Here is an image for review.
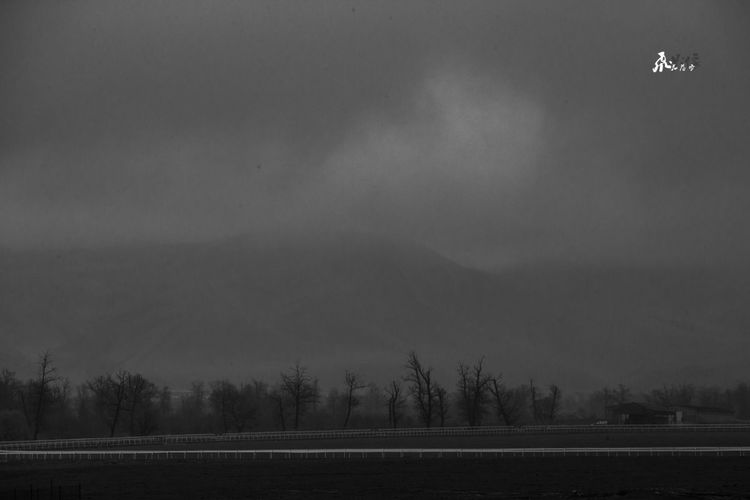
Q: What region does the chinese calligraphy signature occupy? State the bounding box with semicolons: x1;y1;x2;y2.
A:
653;51;700;73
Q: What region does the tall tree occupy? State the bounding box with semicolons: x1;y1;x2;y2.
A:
342;370;366;428
529;379;541;423
0;369;21;410
20;352;61;440
175;380;214;434
547;384;561;423
88;371;129;437
209;380;256;433
0;369;27;440
592;384;630;419
280;362;318;430
126;373;159;436
456;358;492;427
268;387;288;431
647;384;695;407
489;377;527;426
180;381;207;419
435;384;448;427
404;351;439;427
385;380;406;429
614;384;631;404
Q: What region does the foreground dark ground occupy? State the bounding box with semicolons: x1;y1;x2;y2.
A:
2;456;750;499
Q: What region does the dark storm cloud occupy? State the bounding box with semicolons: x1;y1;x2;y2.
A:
1;1;749;266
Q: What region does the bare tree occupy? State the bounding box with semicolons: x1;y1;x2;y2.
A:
614;384;631;404
547;384;561;423
384;380;406;428
209;380;236;433
592;384;630;419
158;386;172;416
20;352;61;440
280;362;318;430
528;382;561;424
404;351;439;427
232;384;258;432
183;381;206;415
456;358;492;426
0;369;21;411
589;386;612;420
647;384;695;407
696;385;729;408
268;387;288;431
88;371;129;437
342;370;366;428
529;378;540;423
489;376;526;426
126;373;158;435
173;381;210;433
435;384;448;427
208;380;256;433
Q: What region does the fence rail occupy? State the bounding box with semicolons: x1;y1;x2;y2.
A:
2;447;750;462
3;424;750;451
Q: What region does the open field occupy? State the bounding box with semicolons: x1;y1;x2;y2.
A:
4;428;750;498
2;456;750;499
5;425;750;451
110;431;750;451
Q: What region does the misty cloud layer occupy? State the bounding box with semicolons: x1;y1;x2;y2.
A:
2;1;749;268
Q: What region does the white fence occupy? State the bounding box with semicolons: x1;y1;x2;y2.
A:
2;447;750;462
2;424;750;451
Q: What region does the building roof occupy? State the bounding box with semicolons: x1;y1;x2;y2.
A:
606;402;674;415
670;405;734;414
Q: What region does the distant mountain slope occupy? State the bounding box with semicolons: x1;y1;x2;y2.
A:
1;233;748;392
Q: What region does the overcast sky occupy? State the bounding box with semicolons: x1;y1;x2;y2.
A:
1;1;749;268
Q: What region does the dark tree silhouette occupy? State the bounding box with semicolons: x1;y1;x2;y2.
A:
647;384;695;407
527;381;561;424
456;358;492;426
0;369;21;410
268;388;288;431
183;381;206;415
614;384;631;404
88;371;129;437
489;376;526;426
342;370;366;428
0;369;26;439
547;384;561;423
20;352;60;440
209;380;257;433
529;378;541;423
435;384;448;427
126;373;158;435
209;380;237;434
280;362;318;430
385;380;405;428
404;351;439;427
592;384;631;419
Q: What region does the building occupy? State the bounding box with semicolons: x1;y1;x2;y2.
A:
605;402;677;425
671;405;735;424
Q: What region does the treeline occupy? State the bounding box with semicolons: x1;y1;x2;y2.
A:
2;351;750;441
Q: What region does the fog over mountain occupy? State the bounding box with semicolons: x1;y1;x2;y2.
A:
1;2;749;395
2;231;748;392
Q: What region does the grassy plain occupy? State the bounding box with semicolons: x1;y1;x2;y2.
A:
3;432;750;499
100;430;750;451
2;456;750;499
